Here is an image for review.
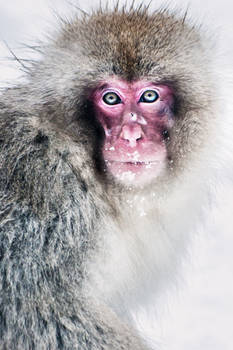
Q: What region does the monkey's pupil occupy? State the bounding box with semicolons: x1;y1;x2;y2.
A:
140;90;159;103
103;92;121;105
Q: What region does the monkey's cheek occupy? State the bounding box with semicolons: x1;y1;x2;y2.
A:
105;160;166;186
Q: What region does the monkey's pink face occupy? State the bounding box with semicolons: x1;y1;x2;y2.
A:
92;78;174;186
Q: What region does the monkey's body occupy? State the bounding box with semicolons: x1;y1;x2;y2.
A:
0;104;149;349
0;5;218;350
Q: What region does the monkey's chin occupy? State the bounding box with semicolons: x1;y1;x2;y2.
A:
105;160;165;187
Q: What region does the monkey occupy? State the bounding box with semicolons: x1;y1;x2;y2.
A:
0;3;221;350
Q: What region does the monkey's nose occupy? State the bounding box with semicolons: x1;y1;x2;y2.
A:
120;124;142;147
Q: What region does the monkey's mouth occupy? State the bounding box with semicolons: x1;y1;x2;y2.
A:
104;159;165;185
105;160;159;168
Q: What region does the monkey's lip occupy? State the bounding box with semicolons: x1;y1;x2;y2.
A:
104;159;165;184
104;160;161;172
105;160;159;166
105;159;160;166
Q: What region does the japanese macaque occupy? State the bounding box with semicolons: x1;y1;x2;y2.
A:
0;4;220;350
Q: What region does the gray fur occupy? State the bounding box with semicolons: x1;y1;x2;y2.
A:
0;5;218;350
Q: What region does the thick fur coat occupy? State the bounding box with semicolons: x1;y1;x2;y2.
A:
0;5;221;349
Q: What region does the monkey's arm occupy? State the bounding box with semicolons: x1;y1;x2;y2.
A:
0;110;148;349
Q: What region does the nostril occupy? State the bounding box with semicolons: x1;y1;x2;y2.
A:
121;124;142;141
120;124;143;148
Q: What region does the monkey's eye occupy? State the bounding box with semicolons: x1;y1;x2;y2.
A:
103;92;121;105
139;90;159;103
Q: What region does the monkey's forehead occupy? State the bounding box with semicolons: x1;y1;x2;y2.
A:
55;8;208;82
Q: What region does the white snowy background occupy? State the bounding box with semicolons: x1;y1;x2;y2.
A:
0;1;232;349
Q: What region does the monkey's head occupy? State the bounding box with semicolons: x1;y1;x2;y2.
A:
33;6;216;189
